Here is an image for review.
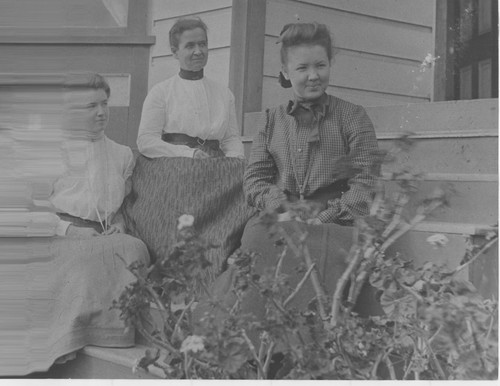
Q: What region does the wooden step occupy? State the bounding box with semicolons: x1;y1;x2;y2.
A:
41;345;163;379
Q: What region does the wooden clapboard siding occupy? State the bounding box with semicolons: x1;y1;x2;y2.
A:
263;36;432;99
260;0;436;109
261;80;427;114
148;0;233;90
302;0;435;27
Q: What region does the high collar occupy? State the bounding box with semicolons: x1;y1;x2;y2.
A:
179;68;204;80
286;93;328;143
286;93;328;117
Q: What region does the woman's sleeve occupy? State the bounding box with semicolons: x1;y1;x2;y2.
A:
220;91;245;159
243;110;287;211
123;148;135;197
317;105;378;225
137;85;196;158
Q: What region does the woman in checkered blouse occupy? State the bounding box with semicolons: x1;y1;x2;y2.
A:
244;22;379;225
199;23;382;350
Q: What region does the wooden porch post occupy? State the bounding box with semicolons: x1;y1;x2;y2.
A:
434;0;457;101
229;0;267;134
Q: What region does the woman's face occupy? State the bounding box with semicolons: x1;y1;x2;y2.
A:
174;27;209;72
282;44;331;101
66;88;109;136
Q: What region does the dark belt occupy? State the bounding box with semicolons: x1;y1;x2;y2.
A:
162;132;220;151
57;212;106;233
284;179;350;209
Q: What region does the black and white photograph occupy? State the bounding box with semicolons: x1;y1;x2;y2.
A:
0;0;498;382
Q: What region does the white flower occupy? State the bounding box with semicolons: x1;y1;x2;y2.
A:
132;358;140;374
180;335;205;353
421;53;439;69
426;233;449;248
177;214;194;230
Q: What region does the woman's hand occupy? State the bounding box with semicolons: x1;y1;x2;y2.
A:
66;225;100;237
102;223;125;235
193;149;211;159
306;218;322;225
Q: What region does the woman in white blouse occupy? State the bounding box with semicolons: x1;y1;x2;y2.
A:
137;17;244;159
51;73;134;237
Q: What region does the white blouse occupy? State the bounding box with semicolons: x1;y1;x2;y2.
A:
137;75;244;158
50;136;134;233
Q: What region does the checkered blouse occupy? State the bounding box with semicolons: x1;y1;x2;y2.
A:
243;94;379;225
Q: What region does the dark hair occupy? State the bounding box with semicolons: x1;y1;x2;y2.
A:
169;17;208;53
278;22;334;66
64;72;110;98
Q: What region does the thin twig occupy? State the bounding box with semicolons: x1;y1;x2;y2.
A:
400;282;424;302
240;329;265;379
249;281;288;315
135;319;179;355
384;354;396;380
116;253;170;340
381;193;409;239
275;245;288;279
452;236;498;275
283;263;315;307
379;199;442;253
301;244;327;319
424;337;446;379
262;341;276;377
329;247;362;327
172;298;195;341
429;325;443;343
278;226;327;319
371;352;384;379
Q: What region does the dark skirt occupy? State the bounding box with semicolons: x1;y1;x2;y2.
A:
194;215;383;338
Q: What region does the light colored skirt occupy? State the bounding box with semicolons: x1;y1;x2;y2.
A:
0;233;150;376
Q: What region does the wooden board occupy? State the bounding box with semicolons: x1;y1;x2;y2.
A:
266;0;434;61
262;37;433;99
299;0;435;27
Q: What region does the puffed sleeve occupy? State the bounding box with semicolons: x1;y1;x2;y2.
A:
137;83;196;158
317;104;378;225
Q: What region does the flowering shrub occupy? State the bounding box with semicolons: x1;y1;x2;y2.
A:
113;136;498;379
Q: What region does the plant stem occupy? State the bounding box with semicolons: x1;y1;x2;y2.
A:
371;352;384;379
135;319;179;355
275;245;287;279
379;195;444;254
241;329;265;379
283;263;315;307
452;236;498;275
381;193;408;239
115;253;171;341
424;337;446;379
262;342;276;377
384;354;396;380
329;247;362;327
278;226;327;319
172;298;195;341
400;282;424;302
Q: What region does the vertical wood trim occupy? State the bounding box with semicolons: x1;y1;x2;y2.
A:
434;0;456;101
229;0;266;133
127;0;148;36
